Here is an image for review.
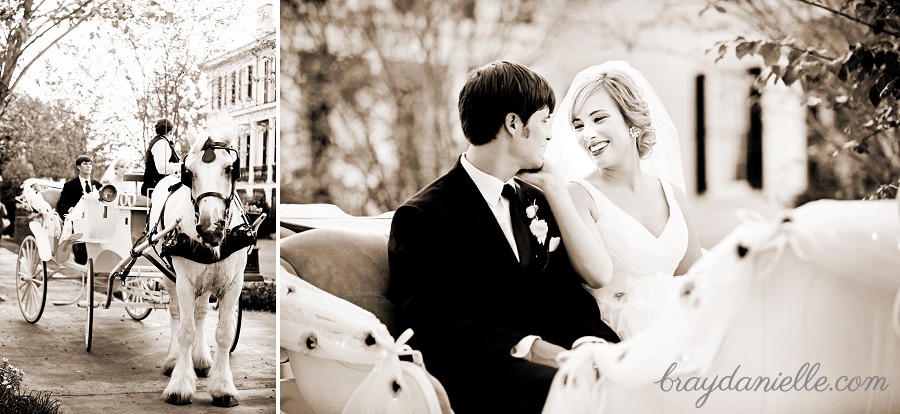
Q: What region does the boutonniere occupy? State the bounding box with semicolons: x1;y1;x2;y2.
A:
524;201;560;252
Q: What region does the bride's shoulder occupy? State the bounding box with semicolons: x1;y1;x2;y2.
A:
659;178;691;211
566;179;601;210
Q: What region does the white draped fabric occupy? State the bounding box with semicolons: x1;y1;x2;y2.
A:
543;199;900;413
280;273;446;414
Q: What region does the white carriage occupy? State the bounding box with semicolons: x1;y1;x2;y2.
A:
280;200;900;413
13;177;265;353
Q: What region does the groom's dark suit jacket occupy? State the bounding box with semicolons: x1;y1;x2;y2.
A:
57;177;101;218
388;158;619;413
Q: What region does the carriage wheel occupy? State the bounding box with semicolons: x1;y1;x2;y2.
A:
230;298;243;353
123;277;153;321
85;258;94;352
15;236;48;324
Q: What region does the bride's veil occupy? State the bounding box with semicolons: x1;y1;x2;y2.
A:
100;160;119;184
546;61;686;192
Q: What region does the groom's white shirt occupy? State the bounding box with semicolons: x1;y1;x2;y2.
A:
460;153;540;360
460;153;520;260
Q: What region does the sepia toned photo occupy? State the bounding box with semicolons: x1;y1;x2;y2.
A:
279;0;899;413
0;1;277;412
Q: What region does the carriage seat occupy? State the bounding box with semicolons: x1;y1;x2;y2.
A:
40;188;62;211
280;228;398;337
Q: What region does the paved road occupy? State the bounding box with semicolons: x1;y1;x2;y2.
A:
0;237;277;414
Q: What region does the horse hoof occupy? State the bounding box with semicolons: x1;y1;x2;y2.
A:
162;367;174;377
195;367;209;378
164;393;192;405
212;395;240;407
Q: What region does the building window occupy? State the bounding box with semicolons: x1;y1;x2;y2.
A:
231;72;238;105
263;59;271;103
741;67;764;189
259;119;269;166
243;132;251;169
695;74;706;195
268;58;276;103
216;76;223;109
247;64;254;100
237;68;243;103
224;75;231;108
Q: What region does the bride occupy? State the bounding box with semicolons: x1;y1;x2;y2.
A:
519;61;703;340
100;158;136;194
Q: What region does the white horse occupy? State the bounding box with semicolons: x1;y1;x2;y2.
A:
149;131;252;407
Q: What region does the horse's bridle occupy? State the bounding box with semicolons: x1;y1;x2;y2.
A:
181;140;241;221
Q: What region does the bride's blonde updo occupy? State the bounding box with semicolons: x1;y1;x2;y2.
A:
570;71;657;159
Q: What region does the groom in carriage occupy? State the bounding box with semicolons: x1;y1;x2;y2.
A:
55;154;102;264
387;60;620;414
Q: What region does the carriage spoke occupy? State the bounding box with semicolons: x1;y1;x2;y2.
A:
21;284;31;309
29;284;38;310
26;283;37;311
20;281;33;307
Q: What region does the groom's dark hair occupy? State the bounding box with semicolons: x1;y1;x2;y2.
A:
458;61;555;145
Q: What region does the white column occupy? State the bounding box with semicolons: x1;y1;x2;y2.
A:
762;84;808;206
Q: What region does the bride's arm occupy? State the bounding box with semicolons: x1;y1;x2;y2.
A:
519;168;613;289
672;185;703;275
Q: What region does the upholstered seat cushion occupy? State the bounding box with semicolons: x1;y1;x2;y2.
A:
280;228;397;337
40;188;62;210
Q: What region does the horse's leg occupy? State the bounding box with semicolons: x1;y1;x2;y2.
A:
162;278;179;377
163;276;199;405
192;291;213;378
208;278;242;407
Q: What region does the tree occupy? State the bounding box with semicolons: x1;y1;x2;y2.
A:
34;0;244;160
282;0;574;214
0;93;92;200
0;0;126;119
707;0;899;202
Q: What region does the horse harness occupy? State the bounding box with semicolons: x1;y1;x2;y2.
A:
151;140;257;272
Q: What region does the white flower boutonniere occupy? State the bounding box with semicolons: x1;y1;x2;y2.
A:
526;201;549;245
525;203;538;219
530;219;548;245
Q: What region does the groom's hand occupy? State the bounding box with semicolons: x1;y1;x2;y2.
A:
526;338;566;369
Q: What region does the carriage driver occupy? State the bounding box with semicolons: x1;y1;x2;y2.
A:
141;119;181;197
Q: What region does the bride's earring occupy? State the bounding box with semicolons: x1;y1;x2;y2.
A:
629;126;640;139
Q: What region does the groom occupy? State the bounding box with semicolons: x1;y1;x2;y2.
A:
388;61;619;413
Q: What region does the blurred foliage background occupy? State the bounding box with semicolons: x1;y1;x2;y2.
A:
282;0;899;216
281;0;575;214
710;0;899;202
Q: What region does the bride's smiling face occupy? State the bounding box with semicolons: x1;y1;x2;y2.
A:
571;89;634;168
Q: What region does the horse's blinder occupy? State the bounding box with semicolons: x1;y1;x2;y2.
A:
180;140;241;217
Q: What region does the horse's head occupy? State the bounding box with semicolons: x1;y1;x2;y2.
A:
182;127;240;249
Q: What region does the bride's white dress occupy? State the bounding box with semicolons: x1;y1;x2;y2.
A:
571;178;687;340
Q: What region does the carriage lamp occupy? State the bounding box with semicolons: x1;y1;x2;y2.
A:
99;184;118;203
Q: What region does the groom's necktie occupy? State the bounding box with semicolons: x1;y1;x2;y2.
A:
502;184;531;269
84;180;92;193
